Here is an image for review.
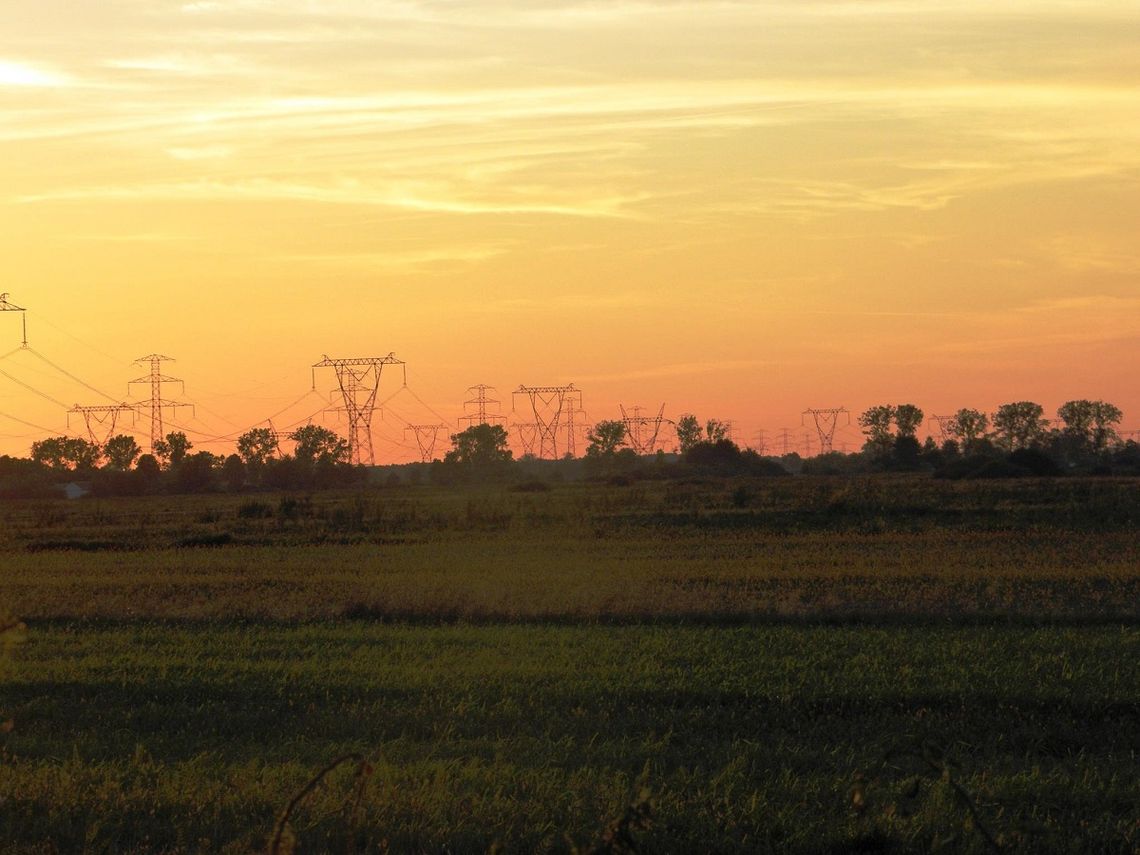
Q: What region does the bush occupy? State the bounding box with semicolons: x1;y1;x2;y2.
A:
1008;447;1062;476
236;500;274;520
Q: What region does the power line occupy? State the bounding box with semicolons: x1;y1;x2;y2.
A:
0;366;68;409
25;347;121;404
0;408;58;434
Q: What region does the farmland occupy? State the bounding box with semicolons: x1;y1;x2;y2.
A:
1;476;1138;852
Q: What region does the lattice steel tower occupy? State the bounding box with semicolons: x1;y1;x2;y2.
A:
405;424;450;463
129;354;193;454
68;403;137;445
312;354;405;466
620;404;670;455
459;384;506;427
801;407;849;455
513;384;581;459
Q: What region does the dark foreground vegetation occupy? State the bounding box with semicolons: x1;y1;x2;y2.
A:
1;477;1138;852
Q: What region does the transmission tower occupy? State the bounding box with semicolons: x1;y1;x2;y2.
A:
67;403;137;445
0;293;27;347
513;422;539;457
405;423;450;463
752;429;768;455
129;354;193;454
801;407;849;454
778;428;792;455
312;353;406;466
513;384;581;459
459;384;506;427
928;414;955;444
802;432;815;457
619;404;670;455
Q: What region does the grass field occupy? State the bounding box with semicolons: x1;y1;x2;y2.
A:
1;476;1138;852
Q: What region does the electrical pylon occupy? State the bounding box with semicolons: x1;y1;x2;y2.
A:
619;404;670;455
928;414;955;444
405;423;450;463
0;293;27;347
801;407;849;454
563;394;590;458
459;384;506;427
67;403;137;445
778;428;792;455
312;354;406;466
513;384;581;459
802;432;815;457
752;429;768;455
129;354;193;454
513;422;539;457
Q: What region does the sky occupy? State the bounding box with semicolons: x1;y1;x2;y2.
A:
1;0;1138;461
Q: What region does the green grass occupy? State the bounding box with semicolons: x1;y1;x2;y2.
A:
1;477;1138;852
4;623;1137;853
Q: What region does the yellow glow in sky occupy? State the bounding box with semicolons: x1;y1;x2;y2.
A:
1;0;1138;460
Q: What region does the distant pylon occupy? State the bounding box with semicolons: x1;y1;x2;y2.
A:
778;428;792;455
128;354;193;454
802;432;815;457
0;293;27;347
801;407;849;454
928;414;955;444
513;422;540;457
619;404;670;455
67;403;137;445
312;353;406;466
405;423;450;463
752;429;768;455
513;384;581;459
564;394;589;458
459;384;506;427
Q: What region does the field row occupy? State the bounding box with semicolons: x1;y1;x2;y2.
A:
3;623;1138;852
3;529;1138;623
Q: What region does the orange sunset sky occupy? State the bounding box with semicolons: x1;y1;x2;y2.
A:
1;0;1138;461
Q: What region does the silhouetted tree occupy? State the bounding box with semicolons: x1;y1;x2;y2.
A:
586;420;627;457
858;406;895;455
153;431;192;468
894;404;924;438
892;435;923;470
992;402;1048;451
175;451;217;493
444;423;512;467
135;453;162;493
237;427;279;467
675;414;702;453
289;425;350;465
30;436;101;473
705;419;731;443
103;434;141;471
1057;399;1121;453
222;454;246;491
948;408;989;453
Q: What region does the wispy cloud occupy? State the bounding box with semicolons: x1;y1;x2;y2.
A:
0;59;70;88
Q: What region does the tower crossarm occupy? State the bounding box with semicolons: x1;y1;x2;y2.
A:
312;353;405;465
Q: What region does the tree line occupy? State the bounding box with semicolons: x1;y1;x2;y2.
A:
0;425;362;497
0;397;1134;497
